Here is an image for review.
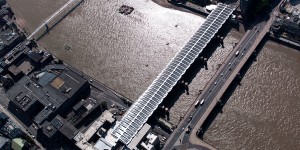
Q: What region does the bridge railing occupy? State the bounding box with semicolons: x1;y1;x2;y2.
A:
27;0;84;40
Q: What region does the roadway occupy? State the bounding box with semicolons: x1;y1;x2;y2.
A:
163;2;281;149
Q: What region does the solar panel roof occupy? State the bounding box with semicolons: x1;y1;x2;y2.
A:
112;3;235;145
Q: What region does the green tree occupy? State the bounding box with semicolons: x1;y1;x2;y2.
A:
253;0;270;16
100;101;108;110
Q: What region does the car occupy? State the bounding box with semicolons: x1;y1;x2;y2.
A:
188;116;192;122
111;103;115;108
200;99;205;105
235;51;240;56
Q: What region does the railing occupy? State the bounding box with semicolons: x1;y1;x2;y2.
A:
27;0;84;40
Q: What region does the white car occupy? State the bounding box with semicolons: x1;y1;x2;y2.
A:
200;99;205;105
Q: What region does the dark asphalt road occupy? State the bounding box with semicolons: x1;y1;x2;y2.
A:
163;11;272;150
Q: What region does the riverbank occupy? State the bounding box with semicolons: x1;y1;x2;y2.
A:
152;0;206;17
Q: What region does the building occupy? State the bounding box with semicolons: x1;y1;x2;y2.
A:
7;66;89;125
282;15;300;37
11;138;30;150
126;123;151;150
0;28;25;57
0;112;23;139
37;115;79;146
3;42;29;67
0;0;7;7
6;66;89;147
272;1;300;37
0;135;10;149
74;110;116;150
140;133;159;150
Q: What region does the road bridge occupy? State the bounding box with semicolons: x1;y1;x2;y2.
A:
111;3;235;145
163;1;282;149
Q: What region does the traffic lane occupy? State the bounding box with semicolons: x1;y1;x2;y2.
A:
165;54;243;149
189;29;261;129
164;104;207;149
182;17;269;147
191;27;264;118
165;25;266;149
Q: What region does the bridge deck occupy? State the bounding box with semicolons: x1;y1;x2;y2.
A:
111;3;235;145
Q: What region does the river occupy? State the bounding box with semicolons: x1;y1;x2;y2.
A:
7;0;300;149
204;41;300;150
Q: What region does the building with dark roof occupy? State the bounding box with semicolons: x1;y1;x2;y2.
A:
50;115;78;140
7;64;23;81
0;3;13;19
0;112;23;139
36;114;79;147
0;112;8;122
0;0;6;7
6;66;89;147
0;28;25;57
0;135;10;150
4;42;29;66
7;66;89;126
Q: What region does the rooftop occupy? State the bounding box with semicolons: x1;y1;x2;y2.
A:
127;123;151;150
74;110;115;150
7;66;88;125
50;115;78;139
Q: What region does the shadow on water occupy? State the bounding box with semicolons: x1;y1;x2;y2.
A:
197;36;268;139
155;22;234;119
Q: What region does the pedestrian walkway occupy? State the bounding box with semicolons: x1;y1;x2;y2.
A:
111;3;235;145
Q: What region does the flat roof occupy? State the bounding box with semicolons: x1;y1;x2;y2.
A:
51;115;78;139
74;110;115;150
7;66;88;125
127;123;151;150
0;28;20;46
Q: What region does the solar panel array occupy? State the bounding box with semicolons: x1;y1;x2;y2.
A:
112;3;235;145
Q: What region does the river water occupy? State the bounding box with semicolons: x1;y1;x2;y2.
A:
203;41;300;150
7;0;300;149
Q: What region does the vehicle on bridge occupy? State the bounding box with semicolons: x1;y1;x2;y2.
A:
235;51;240;56
200;99;205;106
195;100;200;108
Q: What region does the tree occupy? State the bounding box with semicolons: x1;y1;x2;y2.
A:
100;101;108;110
253;0;270;16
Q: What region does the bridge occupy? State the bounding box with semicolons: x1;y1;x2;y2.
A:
163;0;282;149
27;0;83;40
111;3;235;145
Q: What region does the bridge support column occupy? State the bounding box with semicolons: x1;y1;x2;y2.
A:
45;24;49;31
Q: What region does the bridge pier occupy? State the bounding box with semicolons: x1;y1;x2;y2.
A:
45;24;49;31
203;58;208;70
27;0;84;40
